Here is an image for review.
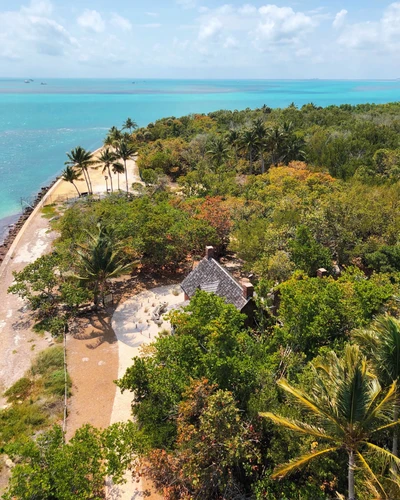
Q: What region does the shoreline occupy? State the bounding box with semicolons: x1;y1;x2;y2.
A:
0;179;59;261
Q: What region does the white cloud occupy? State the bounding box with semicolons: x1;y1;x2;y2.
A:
338;3;400;51
111;14;132;31
77;9;105;33
239;4;257;16
223;36;238;49
0;0;76;59
21;0;53;17
198;17;223;41
333;9;347;29
176;0;197;9
254;5;315;48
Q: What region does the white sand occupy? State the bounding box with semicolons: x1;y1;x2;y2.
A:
107;285;184;499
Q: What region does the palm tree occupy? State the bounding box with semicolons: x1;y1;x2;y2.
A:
112;161;125;191
104;126;123;149
61;166;81;197
75;224;133;308
206;137;230;173
65;147;95;195
266;125;285;166
260;344;400;500
122;118;138;133
281;136;307;164
96;148;119;193
252;118;267;174
353;315;400;458
226;129;240;161
116;140;137;193
239;129;258;174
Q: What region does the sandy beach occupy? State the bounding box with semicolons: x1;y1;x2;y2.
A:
0;154;150;496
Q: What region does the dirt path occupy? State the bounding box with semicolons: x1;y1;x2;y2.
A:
106;285;184;500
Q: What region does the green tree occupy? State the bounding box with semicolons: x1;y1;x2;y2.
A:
116;140;137;193
65;146;95;195
74;224;133;307
240;128;258;174
122;117;138;133
289;225;332;276
4;423;138;500
96;147;119;193
353;315;400;457
206;136;230;173
61;165;81;197
261;345;400;500
252;118;267;174
112;160;125;191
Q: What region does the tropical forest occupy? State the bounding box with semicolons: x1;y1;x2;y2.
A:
4;101;400;500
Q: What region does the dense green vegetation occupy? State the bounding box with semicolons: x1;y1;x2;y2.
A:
6;103;400;498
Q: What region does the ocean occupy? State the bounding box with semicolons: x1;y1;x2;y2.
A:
0;78;400;237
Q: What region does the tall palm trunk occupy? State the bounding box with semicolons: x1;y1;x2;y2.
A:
124;159;128;193
107;166;114;192
393;405;399;457
85;167;93;194
249;148;253;174
260;148;265;174
117;173;120;191
72;181;80;197
348;450;355;500
81;168;91;194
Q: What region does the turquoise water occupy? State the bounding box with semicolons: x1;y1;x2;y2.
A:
1;78;400;223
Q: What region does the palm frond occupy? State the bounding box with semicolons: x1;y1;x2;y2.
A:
271;447;337;479
259;412;335;440
277;379;342;429
363;442;400;469
356;451;387;499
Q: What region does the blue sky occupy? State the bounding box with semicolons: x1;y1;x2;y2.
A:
0;0;399;79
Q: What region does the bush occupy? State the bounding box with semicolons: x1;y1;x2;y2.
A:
4;378;32;403
31;347;64;376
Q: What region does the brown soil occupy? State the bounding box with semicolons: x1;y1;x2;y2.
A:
65;310;119;440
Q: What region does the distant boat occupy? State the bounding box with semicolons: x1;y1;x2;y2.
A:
24;80;30;83
41;82;47;85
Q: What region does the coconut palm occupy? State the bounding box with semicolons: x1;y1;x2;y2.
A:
353;315;400;457
206;136;230;173
65;146;95;195
61;166;81;197
112;161;125;191
226;129;240;161
74;224;134;308
239;128;258;174
116;140;137;193
96;148;119;193
252;118;267;174
104;126;123;148
260;344;400;500
266;125;285;166
122;117;138;133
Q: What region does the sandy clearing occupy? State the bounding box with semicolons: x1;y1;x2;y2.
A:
45;151;143;204
107;285;185;500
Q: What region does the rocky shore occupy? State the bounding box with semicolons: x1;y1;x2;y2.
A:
0;179;58;265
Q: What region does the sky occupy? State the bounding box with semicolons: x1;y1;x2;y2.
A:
0;0;399;79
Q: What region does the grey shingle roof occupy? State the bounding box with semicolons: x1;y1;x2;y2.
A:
181;257;249;310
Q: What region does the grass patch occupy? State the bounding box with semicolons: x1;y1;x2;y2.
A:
0;346;71;452
41;204;58;219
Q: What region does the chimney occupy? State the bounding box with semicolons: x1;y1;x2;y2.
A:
205;246;214;260
317;268;328;278
242;282;254;300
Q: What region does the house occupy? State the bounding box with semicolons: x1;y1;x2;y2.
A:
181;246;255;319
